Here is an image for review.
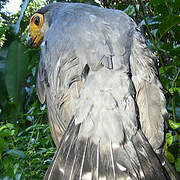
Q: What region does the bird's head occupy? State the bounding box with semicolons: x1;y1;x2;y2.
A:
27;3;57;48
27;13;44;48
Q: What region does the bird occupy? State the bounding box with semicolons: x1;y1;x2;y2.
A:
27;2;178;180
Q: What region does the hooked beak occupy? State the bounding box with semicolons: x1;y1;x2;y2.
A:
27;34;37;48
27;31;43;48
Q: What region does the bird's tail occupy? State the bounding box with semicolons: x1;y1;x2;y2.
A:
43;117;175;180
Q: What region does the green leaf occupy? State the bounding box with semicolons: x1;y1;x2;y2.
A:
14;163;19;175
158;15;180;39
25;124;44;131
0;123;14;132
7;149;26;158
159;65;175;75
35;149;47;155
15;173;22;180
124;5;136;16
0;123;16;137
5;40;28;110
169;87;180;94
169;120;180;130
166;133;173;146
175;158;180;172
0;137;5;153
165;150;175;163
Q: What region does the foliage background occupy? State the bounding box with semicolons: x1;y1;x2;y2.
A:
0;0;179;179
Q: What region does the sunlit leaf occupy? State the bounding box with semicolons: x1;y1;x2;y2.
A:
169;120;180;130
169;87;180;95
0;123;14;131
166;133;173;146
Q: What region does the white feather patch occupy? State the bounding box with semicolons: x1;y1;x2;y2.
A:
112;142;120;149
82;172;92;179
116;162;126;171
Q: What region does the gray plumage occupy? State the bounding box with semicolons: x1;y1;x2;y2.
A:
32;2;177;179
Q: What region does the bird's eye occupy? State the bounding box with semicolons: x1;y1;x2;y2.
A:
34;16;40;26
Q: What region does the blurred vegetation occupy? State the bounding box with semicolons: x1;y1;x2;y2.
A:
0;0;179;179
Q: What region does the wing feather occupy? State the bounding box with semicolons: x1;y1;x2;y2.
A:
130;29;168;152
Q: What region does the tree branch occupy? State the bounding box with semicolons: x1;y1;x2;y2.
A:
14;0;30;35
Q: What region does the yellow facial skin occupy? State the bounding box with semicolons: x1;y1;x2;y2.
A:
28;13;44;48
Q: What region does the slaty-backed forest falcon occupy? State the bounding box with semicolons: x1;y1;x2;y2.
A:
27;2;178;180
